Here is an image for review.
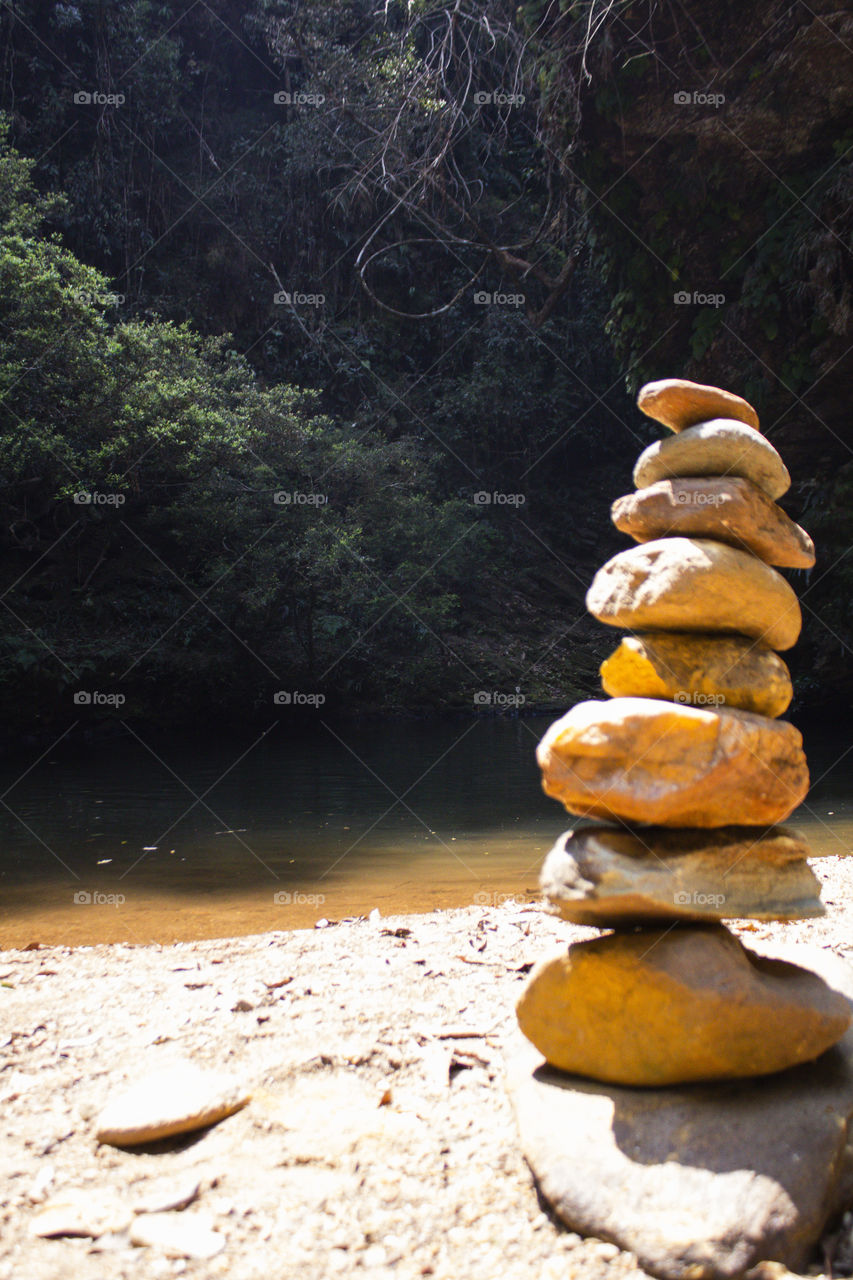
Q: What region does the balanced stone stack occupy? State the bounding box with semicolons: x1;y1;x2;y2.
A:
516;378;852;1087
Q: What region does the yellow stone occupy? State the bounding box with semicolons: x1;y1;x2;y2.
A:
612;476;815;569
536;697;809;827
637;378;760;433
600;632;793;717
586;537;801;651
634;420;790;500
516;926;852;1085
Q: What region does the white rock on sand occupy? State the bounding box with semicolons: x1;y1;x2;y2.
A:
95;1060;250;1146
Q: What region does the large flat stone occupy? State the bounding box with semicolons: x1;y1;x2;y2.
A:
541;823;823;925
507;946;853;1280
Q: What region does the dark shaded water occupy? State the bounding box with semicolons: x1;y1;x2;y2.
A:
0;717;850;945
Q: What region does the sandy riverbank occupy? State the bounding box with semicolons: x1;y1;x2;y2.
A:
2;863;853;1280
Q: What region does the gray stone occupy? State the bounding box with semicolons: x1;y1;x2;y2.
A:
540;824;824;925
507;945;853;1280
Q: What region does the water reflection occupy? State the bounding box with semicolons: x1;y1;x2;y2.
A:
0;716;849;946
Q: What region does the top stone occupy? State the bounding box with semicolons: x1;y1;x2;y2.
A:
638;378;760;433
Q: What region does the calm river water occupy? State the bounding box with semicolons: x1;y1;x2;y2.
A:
0;716;850;946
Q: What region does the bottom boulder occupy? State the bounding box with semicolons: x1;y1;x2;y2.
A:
508;944;853;1280
516;925;851;1085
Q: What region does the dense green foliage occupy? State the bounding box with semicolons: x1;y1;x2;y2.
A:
0;129;507;726
0;0;632;732
0;0;849;732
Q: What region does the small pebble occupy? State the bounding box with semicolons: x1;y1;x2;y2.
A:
130;1211;224;1259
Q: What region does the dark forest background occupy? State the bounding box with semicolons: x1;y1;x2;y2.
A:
1;0;851;737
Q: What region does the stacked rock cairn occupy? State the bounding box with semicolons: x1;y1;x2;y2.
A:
517;377;852;1087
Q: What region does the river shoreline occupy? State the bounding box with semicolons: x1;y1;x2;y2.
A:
3;873;853;1279
1;713;848;953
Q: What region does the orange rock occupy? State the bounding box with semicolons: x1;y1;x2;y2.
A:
516;926;851;1085
612;476;814;569
637;378;760;433
586;537;801;651
536;697;809;827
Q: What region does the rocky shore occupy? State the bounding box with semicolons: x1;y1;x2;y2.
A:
2;875;853;1280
